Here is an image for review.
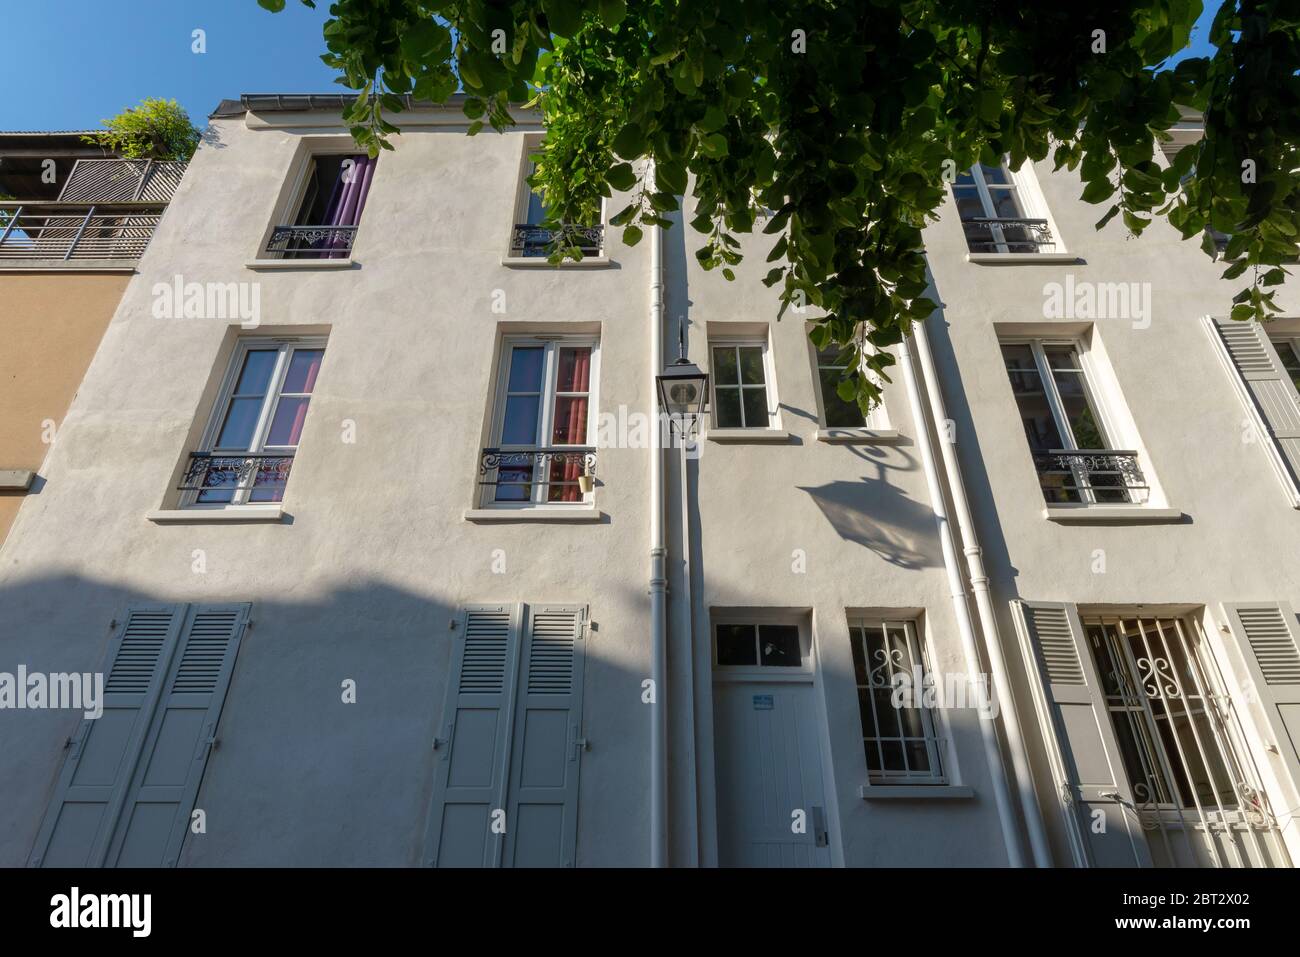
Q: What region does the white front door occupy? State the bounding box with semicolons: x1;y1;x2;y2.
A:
713;681;832;867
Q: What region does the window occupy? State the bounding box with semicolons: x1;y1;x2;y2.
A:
952;162;1055;253
483;337;598;506
1000;339;1146;504
813;344;888;430
1082;615;1244;814
181;339;326;507
715;622;802;667
509;148;604;258
267;153;376;259
711;341;774;429
849;618;945;783
1271;335;1300;392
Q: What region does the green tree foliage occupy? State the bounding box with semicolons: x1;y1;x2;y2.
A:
259;0;1299;412
86;97;202;162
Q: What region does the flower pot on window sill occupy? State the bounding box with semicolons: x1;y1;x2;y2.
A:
578;473;595;495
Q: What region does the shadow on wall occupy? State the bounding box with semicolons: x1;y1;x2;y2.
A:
0;571;645;868
798;445;942;570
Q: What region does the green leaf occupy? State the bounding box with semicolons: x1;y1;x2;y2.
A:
623;224;643;246
1080;177;1116;204
606;162;637;191
699;133;728;158
977;89;1003;124
257;0;286;11
543;0;583;36
598;0;627;28
611;123;645;160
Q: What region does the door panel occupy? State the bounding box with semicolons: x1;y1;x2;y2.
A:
713;682;832;867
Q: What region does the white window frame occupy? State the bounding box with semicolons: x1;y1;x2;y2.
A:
508;138;607;259
483;335;600;509
260;146;373;260
183;337;327;510
1001;336;1137;506
709;337;778;431
711;611;813;680
810;341;889;431
849;617;948;785
954;159;1061;254
1270;335;1300;387
1078;610;1273;839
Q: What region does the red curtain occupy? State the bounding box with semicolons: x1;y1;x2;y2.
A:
552;349;591;502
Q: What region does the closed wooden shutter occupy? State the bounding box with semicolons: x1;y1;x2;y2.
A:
28;605;185;867
423;604;523;867
1221;603;1300;808
104;604;250;867
503;604;587;868
1206;317;1300;504
1011;600;1152;867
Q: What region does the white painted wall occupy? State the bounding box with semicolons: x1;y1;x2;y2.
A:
1;103;1295;867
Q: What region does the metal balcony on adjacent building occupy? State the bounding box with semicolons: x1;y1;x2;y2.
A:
1031;449;1149;505
0;203;167;262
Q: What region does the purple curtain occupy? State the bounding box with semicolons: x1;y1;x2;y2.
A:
323;155;376;258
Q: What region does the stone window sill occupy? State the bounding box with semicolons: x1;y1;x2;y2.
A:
0;469;35;491
244;258;354;270
707;429;792;444
860;784;975;800
464;507;604;523
147;506;285;524
815;428;905;445
1043;506;1184;524
966;252;1080;264
500;256;612;269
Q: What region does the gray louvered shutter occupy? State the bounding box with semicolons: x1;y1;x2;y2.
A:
28;605;185;867
1221;603;1300;806
102;603;249;867
503;604;587;867
424;603;523;867
1011;600;1152;867
1207;317;1300;503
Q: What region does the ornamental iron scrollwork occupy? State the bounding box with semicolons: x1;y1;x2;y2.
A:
179;452;295;491
479;447;596;480
510;223;604;257
1030;449;1149;504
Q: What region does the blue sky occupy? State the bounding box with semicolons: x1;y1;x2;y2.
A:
0;0;1225;133
0;0;339;131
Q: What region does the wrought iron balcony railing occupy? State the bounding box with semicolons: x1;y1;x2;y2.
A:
510;223;604;258
480;447;597;502
1031;449;1149;505
0;203;166;262
178;452;296;498
962;217;1055;254
265;225;358;259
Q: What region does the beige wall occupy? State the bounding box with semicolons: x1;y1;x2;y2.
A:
0;272;128;542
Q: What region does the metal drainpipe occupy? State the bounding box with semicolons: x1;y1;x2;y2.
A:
911;320;1053;867
647;161;670;868
898;333;1028;868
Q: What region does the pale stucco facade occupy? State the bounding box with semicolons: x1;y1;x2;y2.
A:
0;97;1297;868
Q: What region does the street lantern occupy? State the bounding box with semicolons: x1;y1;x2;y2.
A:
656;355;708;420
656;320;709;428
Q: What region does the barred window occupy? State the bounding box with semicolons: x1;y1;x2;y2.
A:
849;618;945;783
